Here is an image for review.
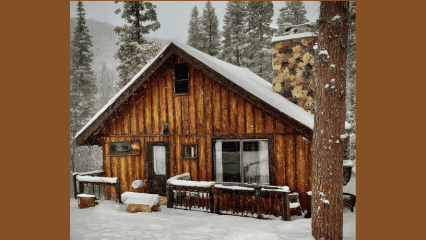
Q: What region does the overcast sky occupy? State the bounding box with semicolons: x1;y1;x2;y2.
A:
70;1;320;43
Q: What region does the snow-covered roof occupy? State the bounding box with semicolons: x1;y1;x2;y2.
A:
271;32;318;44
76;41;350;143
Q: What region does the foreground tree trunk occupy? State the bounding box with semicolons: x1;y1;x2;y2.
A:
311;2;349;240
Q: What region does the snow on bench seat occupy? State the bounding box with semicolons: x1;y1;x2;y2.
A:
76;194;95;198
76;175;118;184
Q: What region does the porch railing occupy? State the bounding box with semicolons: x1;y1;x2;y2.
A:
167;173;291;221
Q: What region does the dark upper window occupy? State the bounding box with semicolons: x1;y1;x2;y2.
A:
174;63;189;94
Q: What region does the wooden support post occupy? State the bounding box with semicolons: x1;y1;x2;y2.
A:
214;189;220;214
116;178;122;203
282;192;291;221
79;181;84;196
209;186;215;213
167;184;173;208
73;174;78;199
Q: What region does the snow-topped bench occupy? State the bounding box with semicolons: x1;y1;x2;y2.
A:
73;172;122;203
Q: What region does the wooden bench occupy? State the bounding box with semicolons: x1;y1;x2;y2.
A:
73;172;122;203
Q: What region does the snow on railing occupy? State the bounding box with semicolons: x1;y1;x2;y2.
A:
72;169;105;176
76;175;118;184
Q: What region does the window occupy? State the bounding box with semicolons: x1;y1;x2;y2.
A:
153;146;166;175
181;144;197;159
174;63;189;94
109;141;141;156
214;140;269;184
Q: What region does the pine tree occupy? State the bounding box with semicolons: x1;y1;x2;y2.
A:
244;1;274;81
311;2;349;239
187;6;202;51
114;1;161;89
219;1;248;66
277;2;309;36
200;1;221;56
95;62;117;111
70;1;98;172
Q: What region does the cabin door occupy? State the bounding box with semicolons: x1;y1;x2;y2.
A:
147;142;170;196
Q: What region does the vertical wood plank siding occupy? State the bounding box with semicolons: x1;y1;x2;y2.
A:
101;56;313;210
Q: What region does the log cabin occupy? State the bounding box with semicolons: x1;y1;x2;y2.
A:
75;40;350;213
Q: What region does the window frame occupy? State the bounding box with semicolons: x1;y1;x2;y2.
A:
212;136;274;185
109;141;141;157
181;143;198;160
172;63;190;96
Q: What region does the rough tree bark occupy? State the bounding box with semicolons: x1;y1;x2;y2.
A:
311;2;349;240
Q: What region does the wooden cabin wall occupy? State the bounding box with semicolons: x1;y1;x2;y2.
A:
100;56;313;212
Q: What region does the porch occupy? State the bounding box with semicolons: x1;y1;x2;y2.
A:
166;173;303;221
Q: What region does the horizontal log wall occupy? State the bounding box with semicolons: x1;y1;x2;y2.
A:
101;55;313;211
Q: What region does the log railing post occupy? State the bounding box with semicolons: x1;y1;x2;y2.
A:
116;178;121;203
73;174;78;199
209;185;214;213
214;187;220;214
167;183;173;208
282;192;290;221
78;180;84;196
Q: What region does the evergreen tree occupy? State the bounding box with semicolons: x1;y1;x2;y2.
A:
244;1;274;81
277;2;309;36
200;1;221;56
70;1;98;171
114;1;161;89
311;2;349;239
95;61;118;111
187;6;202;51
219;1;248;66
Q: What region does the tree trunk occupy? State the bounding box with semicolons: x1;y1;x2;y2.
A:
311;2;349;240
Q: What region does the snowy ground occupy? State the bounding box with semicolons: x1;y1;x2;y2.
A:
70;198;355;240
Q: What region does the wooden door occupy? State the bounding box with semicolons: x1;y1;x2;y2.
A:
147;142;170;196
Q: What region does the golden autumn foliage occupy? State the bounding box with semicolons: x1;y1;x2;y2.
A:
272;37;317;113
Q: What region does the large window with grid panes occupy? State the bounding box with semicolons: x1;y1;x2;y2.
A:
213;139;269;184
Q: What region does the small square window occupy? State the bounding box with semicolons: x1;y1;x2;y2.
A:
181;144;197;159
174;63;189;94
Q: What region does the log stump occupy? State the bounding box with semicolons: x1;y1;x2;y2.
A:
77;194;96;209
